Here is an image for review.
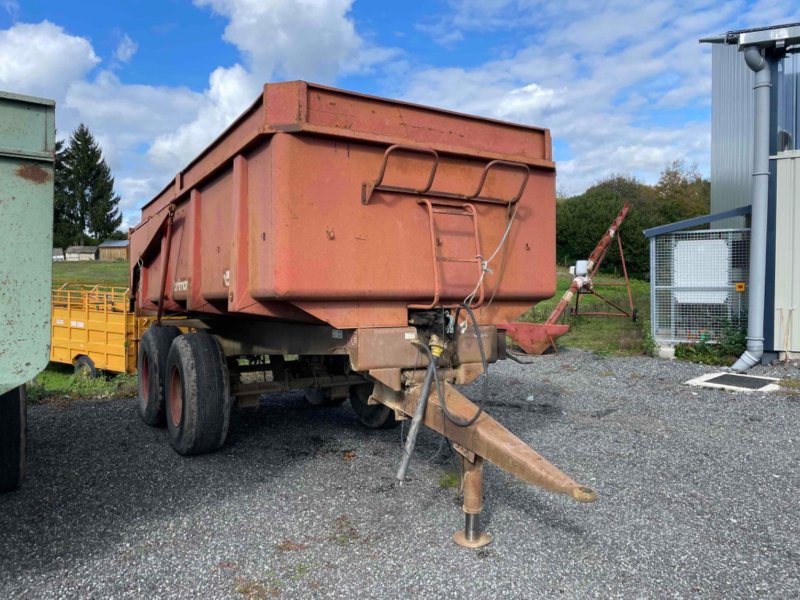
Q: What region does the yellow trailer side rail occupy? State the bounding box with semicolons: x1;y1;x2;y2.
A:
50;285;152;375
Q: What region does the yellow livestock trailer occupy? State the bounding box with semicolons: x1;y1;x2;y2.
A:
50;285;152;376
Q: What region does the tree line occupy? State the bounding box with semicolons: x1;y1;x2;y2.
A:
556;161;711;279
54;124;123;249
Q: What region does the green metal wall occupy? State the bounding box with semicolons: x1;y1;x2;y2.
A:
0;91;55;395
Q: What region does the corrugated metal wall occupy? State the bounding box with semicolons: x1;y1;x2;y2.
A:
710;44;753;228
773;152;800;355
777;51;798;151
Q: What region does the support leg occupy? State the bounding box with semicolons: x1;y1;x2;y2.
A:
453;455;492;548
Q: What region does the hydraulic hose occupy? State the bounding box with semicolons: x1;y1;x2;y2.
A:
396;348;438;482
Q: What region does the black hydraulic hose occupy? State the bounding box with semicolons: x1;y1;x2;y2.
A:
431;302;488;428
396;302;491;482
396;350;438;482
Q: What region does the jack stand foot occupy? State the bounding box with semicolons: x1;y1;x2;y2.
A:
453;529;492;548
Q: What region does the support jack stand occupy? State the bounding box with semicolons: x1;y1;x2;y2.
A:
453;455;492;548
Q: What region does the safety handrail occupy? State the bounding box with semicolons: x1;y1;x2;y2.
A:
362;144;439;205
362;144;532;206
469;160;530;204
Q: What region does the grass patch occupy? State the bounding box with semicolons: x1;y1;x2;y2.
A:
27;363;137;405
518;270;651;356
438;470;460;489
233;577;281;599
274;540;306;552
53;260;129;288
779;379;800;396
331;515;359;546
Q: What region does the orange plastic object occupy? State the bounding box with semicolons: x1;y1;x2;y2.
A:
502;322;570;355
129;82;556;329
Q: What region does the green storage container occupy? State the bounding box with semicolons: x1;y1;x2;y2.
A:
0;90;55;492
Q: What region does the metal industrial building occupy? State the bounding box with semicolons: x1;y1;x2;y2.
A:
701;23;800;362
648;24;799;362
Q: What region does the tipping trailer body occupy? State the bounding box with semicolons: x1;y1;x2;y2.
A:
130;82;595;546
130;81;556;328
0;91;55;491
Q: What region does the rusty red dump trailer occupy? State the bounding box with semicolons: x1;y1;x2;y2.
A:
130;81;595;546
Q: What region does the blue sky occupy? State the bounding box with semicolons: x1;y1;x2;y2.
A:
2;0;799;229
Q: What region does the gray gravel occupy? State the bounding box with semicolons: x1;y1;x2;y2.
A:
2;349;799;599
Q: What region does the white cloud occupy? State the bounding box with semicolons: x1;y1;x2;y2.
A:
496;83;565;121
64;70;204;175
113;34;138;64
408;0;800;194
145;0;399;175
0;20;99;99
195;0;397;81
148;64;258;170
0;7;398;226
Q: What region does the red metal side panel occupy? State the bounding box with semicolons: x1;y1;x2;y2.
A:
302;84;550;163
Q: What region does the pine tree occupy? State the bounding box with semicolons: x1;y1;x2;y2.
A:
59;124;122;245
53;138;81;248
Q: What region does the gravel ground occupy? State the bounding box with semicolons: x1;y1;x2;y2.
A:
1;349;799;599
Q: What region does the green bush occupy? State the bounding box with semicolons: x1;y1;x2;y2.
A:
674;320;746;366
557;162;710;279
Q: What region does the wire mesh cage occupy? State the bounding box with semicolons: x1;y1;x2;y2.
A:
651;229;750;345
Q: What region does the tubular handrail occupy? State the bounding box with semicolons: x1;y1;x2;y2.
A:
362;144;439;205
362;144;532;206
469;160;530;204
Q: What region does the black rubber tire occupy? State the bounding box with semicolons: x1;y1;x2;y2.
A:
349;384;398;429
304;386;348;407
74;355;97;379
0;385;26;492
137;325;180;427
165;332;231;456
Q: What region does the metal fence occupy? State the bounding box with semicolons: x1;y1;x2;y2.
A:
650;229;750;345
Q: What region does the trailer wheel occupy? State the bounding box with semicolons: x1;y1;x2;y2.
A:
304;387;348;407
165;333;231;456
349;384;398;429
0;385;26;492
74;355;97;379
137;325;180;427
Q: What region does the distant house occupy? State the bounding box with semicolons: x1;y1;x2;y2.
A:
65;246;98;261
52;248;64;261
98;239;129;261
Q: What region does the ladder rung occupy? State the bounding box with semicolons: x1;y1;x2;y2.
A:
432;207;475;217
437;257;479;263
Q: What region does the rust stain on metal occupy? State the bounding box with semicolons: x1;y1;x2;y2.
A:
15;164;51;184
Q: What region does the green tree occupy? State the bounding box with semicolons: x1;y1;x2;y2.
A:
53;138;81;248
654;159;710;224
106;229;128;241
58;124;122;245
555;162;712;279
556;174;656;278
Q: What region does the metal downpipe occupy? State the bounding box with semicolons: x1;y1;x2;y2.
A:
733;46;771;372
